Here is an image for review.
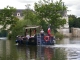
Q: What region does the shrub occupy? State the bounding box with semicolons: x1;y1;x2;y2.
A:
9;20;27;40
55;32;64;40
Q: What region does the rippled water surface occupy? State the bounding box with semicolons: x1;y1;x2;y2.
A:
0;37;80;60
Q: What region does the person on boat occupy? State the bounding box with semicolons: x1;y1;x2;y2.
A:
26;34;30;45
40;29;44;36
47;25;55;42
15;35;23;44
15;35;19;43
26;33;30;40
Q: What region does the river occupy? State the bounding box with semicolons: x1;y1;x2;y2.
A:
0;37;80;60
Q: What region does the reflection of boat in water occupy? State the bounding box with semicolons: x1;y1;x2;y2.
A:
16;25;55;45
37;46;54;60
16;45;54;60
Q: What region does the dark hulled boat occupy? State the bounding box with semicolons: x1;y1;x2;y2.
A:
16;26;55;45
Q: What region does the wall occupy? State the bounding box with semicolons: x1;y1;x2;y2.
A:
71;28;80;37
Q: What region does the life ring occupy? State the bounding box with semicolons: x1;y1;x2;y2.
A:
44;36;50;42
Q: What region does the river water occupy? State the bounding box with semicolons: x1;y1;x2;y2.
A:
0;37;80;60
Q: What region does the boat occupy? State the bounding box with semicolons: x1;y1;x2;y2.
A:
15;25;55;45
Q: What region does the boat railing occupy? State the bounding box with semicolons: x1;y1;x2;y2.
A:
37;33;41;45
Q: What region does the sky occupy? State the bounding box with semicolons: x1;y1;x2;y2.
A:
0;0;80;17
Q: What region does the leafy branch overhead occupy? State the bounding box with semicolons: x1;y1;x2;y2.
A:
34;0;67;29
0;6;19;30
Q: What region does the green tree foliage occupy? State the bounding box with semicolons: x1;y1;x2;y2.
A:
23;4;40;25
68;15;76;28
68;15;80;32
34;0;67;32
0;6;19;30
74;17;80;28
39;20;48;32
9;20;28;40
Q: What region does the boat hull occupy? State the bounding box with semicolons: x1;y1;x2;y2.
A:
16;34;55;45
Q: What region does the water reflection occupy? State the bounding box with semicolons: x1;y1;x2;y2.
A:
16;45;67;60
37;46;54;60
16;45;54;60
0;38;80;60
0;39;73;60
66;48;80;60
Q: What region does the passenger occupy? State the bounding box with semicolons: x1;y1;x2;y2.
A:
23;36;27;40
26;34;30;45
26;34;30;40
16;35;19;40
34;29;36;34
40;29;44;33
18;35;23;44
16;35;19;43
40;29;44;36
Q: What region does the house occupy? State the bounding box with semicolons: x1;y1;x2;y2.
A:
14;9;24;20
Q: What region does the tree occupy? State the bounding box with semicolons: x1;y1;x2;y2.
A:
68;15;76;28
10;20;27;40
34;0;67;32
68;15;80;32
23;4;40;25
0;6;19;30
73;17;80;28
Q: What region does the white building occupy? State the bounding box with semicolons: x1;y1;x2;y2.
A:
57;10;69;36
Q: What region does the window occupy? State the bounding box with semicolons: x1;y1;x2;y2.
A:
17;13;20;16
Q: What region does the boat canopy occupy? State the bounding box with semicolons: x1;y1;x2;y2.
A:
25;26;40;29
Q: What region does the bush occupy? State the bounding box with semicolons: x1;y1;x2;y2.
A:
55;32;64;40
9;20;27;40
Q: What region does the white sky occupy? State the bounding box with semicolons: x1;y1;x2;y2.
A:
0;0;80;17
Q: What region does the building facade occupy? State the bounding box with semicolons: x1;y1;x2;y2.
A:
14;9;24;20
57;10;69;36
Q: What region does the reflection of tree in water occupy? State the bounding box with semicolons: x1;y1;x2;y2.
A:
16;45;27;60
53;48;66;60
17;45;37;60
0;40;18;60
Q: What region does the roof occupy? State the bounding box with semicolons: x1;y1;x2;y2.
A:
25;26;40;29
14;9;24;17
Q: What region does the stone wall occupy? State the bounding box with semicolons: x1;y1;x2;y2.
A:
71;28;80;37
58;27;80;37
57;28;70;37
